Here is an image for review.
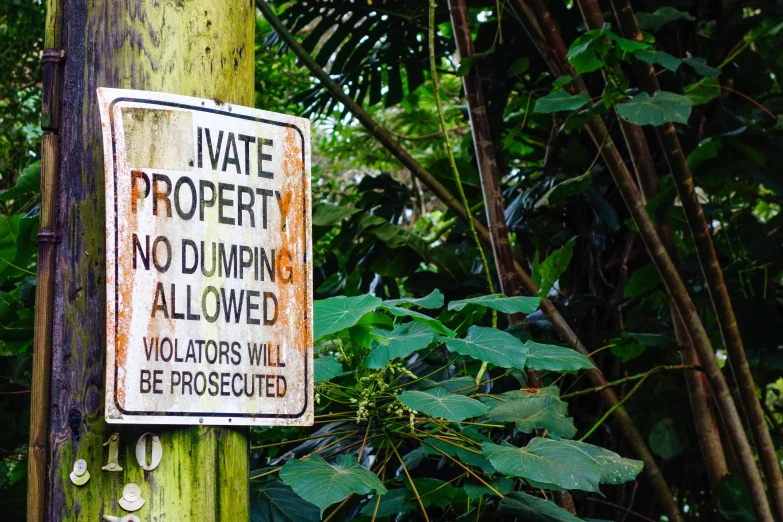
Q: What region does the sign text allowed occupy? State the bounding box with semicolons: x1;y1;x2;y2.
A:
99;88;313;425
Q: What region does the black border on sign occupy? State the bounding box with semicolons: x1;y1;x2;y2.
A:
108;97;309;419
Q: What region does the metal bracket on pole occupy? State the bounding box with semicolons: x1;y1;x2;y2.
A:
41;49;66;133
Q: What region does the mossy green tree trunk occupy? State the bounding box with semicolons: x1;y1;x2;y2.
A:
43;1;253;520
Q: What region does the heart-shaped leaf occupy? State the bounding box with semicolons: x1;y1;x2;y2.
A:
398;387;489;422
314;355;342;382
441;326;528;369
279;454;387;516
559;440;643;485
314;295;381;341
383;289;444;309
482;439;602;492
636;7;694;32
486;391;577;439
535;90;591;114
380;305;456;337
448;294;542;314
524;341;594;372
360;489;415;518
250;479;321;522
500;492;587;522
634;50;682;72
618;91;692;126
365;322;436;368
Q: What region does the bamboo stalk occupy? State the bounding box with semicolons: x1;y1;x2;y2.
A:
570;0;729;494
513;0;769;516
446;0;525;300
608;1;783;514
255;3;677;518
583;114;772;522
28;134;60;522
505;3;686;518
446;0;573;511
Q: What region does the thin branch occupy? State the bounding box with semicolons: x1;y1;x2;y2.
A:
561;364;702;398
586;497;657;522
389;124;470;141
388;433;430;522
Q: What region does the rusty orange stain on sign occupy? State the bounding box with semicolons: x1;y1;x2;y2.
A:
98;88;313;426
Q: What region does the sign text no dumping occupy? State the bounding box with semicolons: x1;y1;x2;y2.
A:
98;88;313;426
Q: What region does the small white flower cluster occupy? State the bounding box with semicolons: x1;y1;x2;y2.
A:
386;399;417;432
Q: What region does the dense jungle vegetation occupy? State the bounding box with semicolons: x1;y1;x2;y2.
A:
2;0;783;520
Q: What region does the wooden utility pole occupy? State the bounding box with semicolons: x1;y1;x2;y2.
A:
30;1;254;521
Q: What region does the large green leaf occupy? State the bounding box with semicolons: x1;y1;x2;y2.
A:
566;28;611;73
379;305;455;337
448;294;542;314
0;216;19;277
403;478;455;508
533;238;576;296
500;492;587;522
463;477;514;499
383;289;444;309
485;391;577;439
398;387;488;422
649;418;686;460
717;474;755;522
535;90;590;114
0;161;40;202
618;91;692;126
279;454;387;516
683;58;720;79
633;50;681;72
559;440;643;485
314;355;342;382
624;263;661;298
420;436;495;474
365;322;436;368
250;479;321;522
685;82;721;105
524;341;594;373
360;489;415;518
311;204;361;227
313;295;381;341
483;439;602;492
535;172;593;208
441;326;528;369
636;7;694;32
456;45;496;76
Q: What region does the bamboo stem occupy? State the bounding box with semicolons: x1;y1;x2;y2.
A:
572;0;729;495
608;0;783;515
514;0;768;516
28;134;59;522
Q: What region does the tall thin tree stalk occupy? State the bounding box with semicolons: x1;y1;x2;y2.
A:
443;0;574;511
254;2;678;518
426;0;497;352
562;0;729;493
514;0;772;518
607;1;783;513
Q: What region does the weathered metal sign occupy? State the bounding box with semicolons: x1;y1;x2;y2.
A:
98;88;312;425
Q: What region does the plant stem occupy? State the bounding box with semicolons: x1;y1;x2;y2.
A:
427;0;496;340
561;364;702;398
388;434;430;522
445;0;540;389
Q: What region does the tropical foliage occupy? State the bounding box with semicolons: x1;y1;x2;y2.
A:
2;0;783;520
